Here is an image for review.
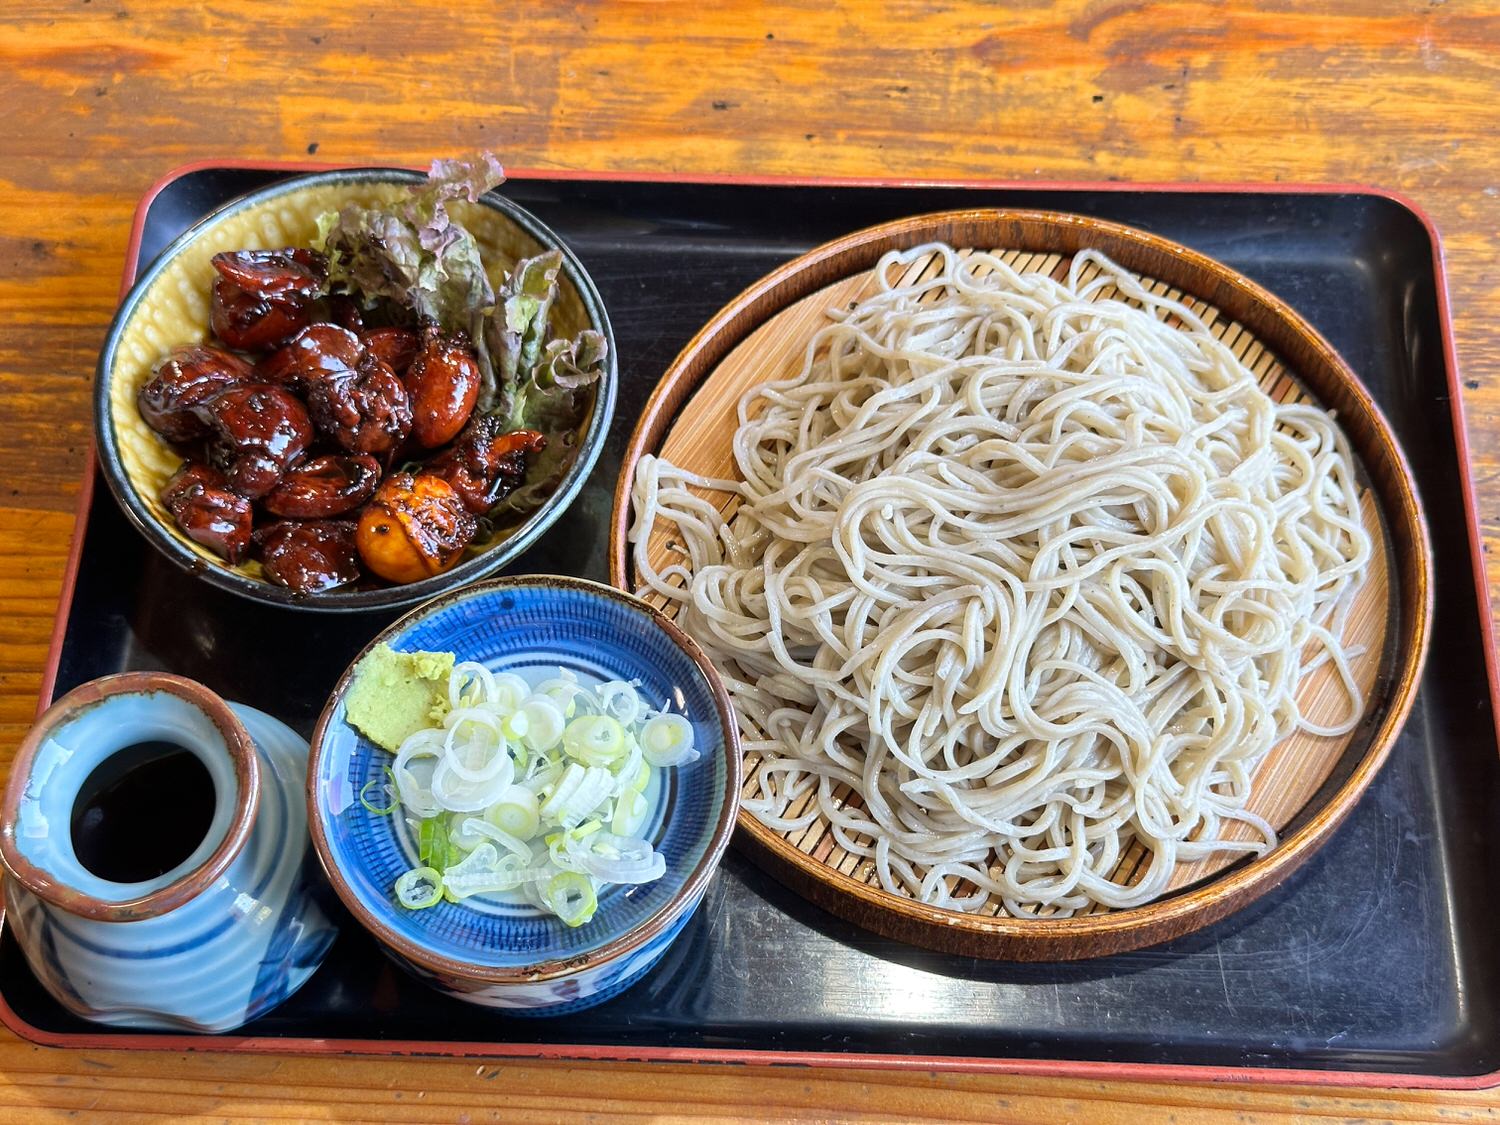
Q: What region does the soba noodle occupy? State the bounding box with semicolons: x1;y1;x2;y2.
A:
629;244;1373;917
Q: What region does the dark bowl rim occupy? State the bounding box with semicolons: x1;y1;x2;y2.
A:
306;574;743;984
93;167;619;614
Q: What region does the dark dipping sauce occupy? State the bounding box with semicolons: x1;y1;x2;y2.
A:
70;741;216;885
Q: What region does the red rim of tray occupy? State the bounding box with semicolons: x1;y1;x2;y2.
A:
14;160;1496;1092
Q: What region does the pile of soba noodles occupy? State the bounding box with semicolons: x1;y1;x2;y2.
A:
629;244;1372;917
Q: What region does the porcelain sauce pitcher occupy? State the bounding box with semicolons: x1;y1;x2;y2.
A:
0;672;335;1032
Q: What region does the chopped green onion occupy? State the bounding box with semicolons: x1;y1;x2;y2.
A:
611;789;649;837
431;753;513;811
598;680;641;725
544;871;598;927
535;673;583;719
418;815;451;870
540;764;613;828
485;786;541;839
449;814;487;853
392;737;443;817
519;697;567;752
540;762;585;820
374;658;692;928
628;760;653;794
359;768;398;815
562;714;626;766
491;672;532;713
441;842;526;899
501;708;530;743
395;867;443;909
449;662;495;711
640;713;697;767
459;816;533;861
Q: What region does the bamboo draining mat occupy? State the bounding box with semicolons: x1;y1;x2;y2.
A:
631;246;1390;919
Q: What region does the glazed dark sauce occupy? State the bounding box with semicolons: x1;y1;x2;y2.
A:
70;742;216;884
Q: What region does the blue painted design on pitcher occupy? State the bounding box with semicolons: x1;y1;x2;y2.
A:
0;673;336;1033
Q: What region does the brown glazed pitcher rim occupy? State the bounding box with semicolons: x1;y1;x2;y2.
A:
0;672;261;923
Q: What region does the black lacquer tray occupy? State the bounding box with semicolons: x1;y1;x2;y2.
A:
7;165;1498;1088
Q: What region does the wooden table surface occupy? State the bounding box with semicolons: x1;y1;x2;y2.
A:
4;0;1500;1120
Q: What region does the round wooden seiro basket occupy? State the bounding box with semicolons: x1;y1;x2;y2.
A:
608;210;1432;961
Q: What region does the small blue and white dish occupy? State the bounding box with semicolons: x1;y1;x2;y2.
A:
0;672;336;1032
308;575;740;1014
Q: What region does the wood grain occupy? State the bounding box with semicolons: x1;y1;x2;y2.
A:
627;238;1396;956
2;0;1499;1118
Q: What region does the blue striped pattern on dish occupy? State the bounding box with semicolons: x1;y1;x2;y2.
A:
313;581;729;972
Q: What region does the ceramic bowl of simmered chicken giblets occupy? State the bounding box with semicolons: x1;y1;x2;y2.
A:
94;158;616;612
